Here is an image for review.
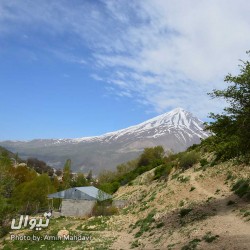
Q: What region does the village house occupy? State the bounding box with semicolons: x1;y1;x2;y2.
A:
47;186;112;217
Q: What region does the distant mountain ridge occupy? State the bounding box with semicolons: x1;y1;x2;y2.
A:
0;108;210;172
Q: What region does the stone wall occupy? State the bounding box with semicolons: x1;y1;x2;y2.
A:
61;199;96;217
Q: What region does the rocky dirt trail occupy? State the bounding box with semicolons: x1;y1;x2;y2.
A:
188;170;250;250
190;171;217;198
110;231;135;250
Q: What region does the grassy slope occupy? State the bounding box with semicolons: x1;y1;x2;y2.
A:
1;154;250;250
0;146;17;159
0;146;24;164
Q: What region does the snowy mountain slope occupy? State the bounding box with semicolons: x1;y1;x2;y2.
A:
0;108;210;172
41;108;208;144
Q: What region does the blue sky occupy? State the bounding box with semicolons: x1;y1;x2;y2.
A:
0;0;250;140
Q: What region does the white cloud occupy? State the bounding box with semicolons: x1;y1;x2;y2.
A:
93;0;250;118
1;0;250;119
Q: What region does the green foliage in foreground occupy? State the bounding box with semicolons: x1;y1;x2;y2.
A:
0;150;63;237
206;51;250;162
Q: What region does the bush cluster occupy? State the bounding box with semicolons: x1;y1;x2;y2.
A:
154;164;172;180
98;146;166;194
179;151;200;170
232;179;250;200
92;200;118;216
132;210;156;238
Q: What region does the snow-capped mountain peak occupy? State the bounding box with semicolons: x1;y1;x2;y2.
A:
72;108;209;143
0;108;210;172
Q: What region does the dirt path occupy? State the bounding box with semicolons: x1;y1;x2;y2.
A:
189;172;216;198
189;171;250;249
110;231;135;250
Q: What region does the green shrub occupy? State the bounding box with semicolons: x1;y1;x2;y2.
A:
179;152;200;170
99;181;120;194
0;195;13;237
199;158;209;167
179;208;193;218
232;179;250;200
156;222;164;228
133;210;156;237
177;175;190;183
181;238;201;250
12;174;56;214
227;200;236;206
202;232;219;243
215;189;220;194
131;240;140;248
226;172;235;181
92;200;118;216
171;173;180;180
190;186;196;192
179;200;185;207
209;160;217;167
154;164;172;180
187;144;200;151
97;146;167;192
138;146;165;167
213;136;241;161
243;211;250;217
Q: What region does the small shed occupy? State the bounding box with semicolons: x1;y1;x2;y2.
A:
48;186;112;217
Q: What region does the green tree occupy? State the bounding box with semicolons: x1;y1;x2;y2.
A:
116;159;138;176
62;159;72;189
0;153;16;198
52;176;60;190
10;165;37;186
71;173;89;187
98;170;116;184
138;146;165;167
86;170;93;182
0;151;12;169
14;152;19;165
0;193;13;237
207;51;250;161
99;182;119;194
12;174;56;214
0;152;16;236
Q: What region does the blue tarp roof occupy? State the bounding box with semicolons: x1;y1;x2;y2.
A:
47;186;112;201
